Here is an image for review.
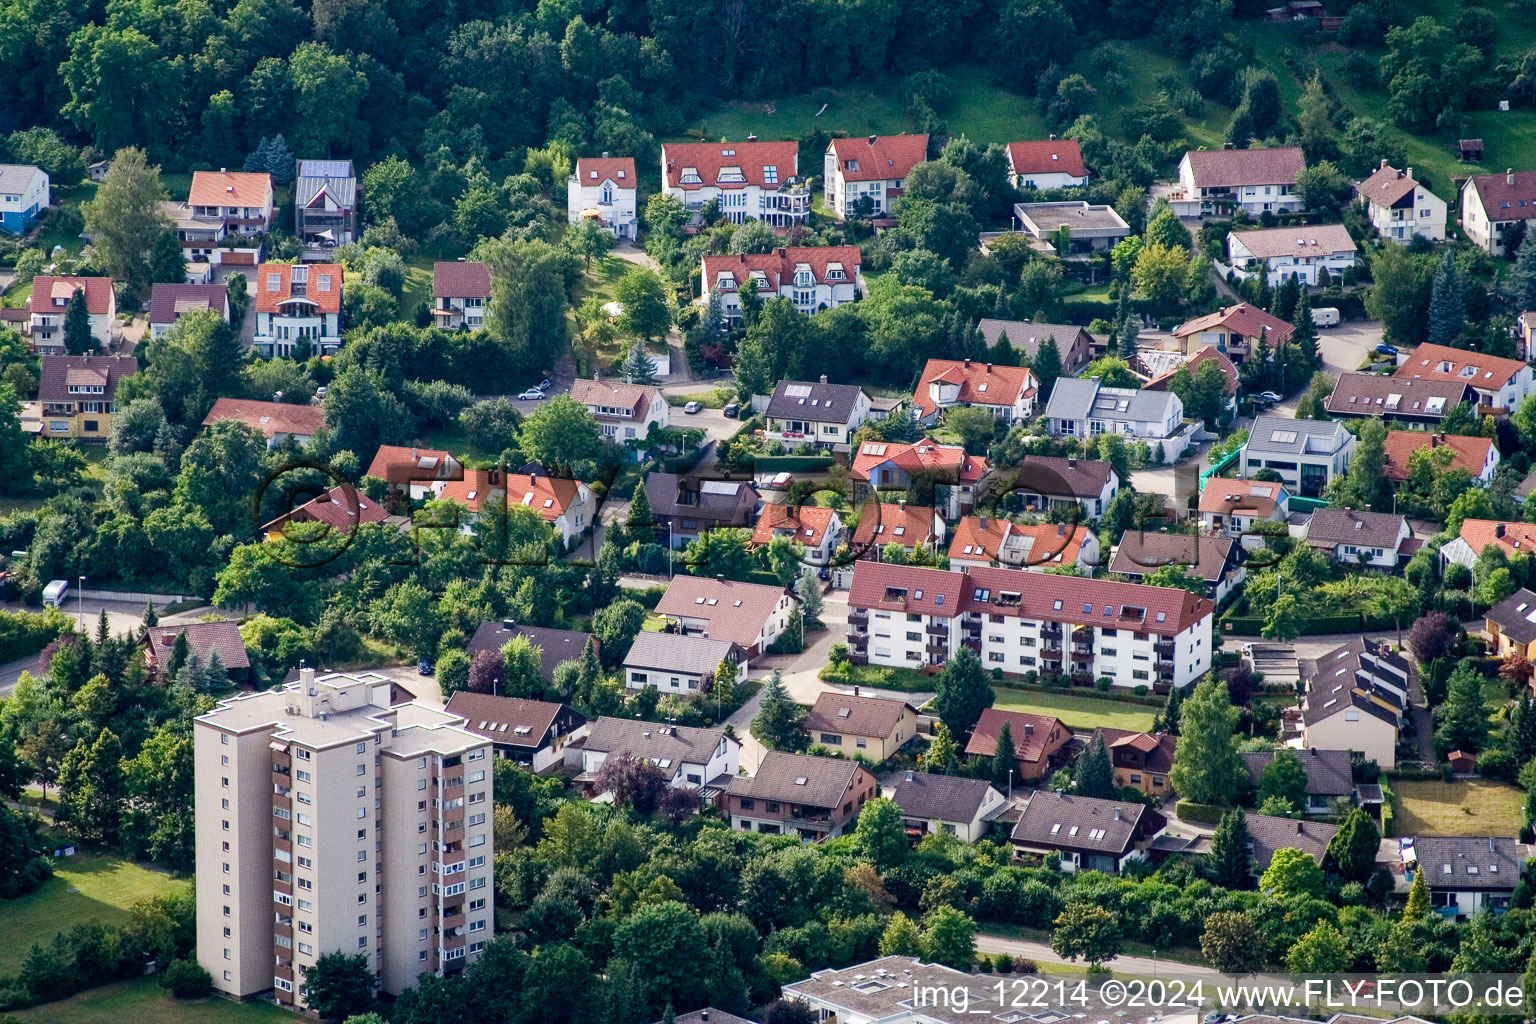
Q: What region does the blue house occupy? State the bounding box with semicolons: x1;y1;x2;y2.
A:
0;164;49;235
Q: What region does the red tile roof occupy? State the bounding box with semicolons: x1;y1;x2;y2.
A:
264;484;388;533
575;157;636;187
850;503;940;551
827;135;929;182
1456;519;1536;560
30;276;114;316
1355;163;1421;208
850;437;990;485
568;378;661;421
702;246;860;291
440;470;581;519
254;263;342;314
751;503;837;548
1467;170;1536;220
1183;147;1304;188
1198;480;1286;517
947;518;1089;568
663;140;799;190
1173;303;1295;345
1006;140;1087;178
966;708;1067;765
365;445;456;485
202;397;324;440
432;261;491;299
1393;342;1529;394
1381;430;1494;482
913;358;1037;420
36;355;136;404
145;620;251;670
188;170;273;209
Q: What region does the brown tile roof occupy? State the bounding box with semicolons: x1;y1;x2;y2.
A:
432;261;491;299
1183;147;1305;189
1355;163;1421;208
726;750;870;809
913;358;1037;420
144;620;250;670
569;378;661;421
663;140;799;191
1198;480;1286;517
1242;748;1352;796
188;170;272;209
828;134;929;183
30;276;114;316
254;263;341;314
975;319;1093;362
850;438;990;485
584;718;731;767
148;282;227;325
1090;727;1176;775
966;708;1065;765
1324;372;1475;421
705;246;862;293
654;576;792;648
1393;343;1529;394
575;157;637;187
465;620;595;681
1244;812;1339;871
1467;170;1536;221
1011;791;1159;855
1229;224;1357;260
850;502;939;551
847;562;968;619
1173;303;1295;344
1007;140;1087;178
444;692;573;748
803;691;917;740
1382;430;1494;482
947;518;1089;568
202;397;324;440
1011;455;1115;500
891;771;999;823
1109;533;1240;585
751;503;837;548
36;355;136;404
1305;507;1406;550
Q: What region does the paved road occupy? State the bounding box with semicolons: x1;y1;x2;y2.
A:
0;596;215;695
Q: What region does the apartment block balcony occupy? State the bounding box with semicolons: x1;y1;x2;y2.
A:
1156;640;1175;658
847;609;868;628
1071;626;1093;642
926;623;949;636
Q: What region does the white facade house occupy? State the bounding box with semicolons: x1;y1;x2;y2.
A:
653;576;800;658
0;164;49;235
1402;837;1528;920
1240;416;1356;498
27;276;116;353
762;376;874;451
1392;343;1536;414
1226;224;1359;287
700;246;861;325
1304;508;1411;569
578;718;739;792
252;263;342;358
1043;377;1189;463
913;358;1038;425
1006;139;1088;190
661;140;809;227
568;378;669;443
1356;162;1446;244
890;772;1007;842
567;155;638;238
623;632;745;694
823;134;928;218
1461;170;1536;256
1174;147;1305;216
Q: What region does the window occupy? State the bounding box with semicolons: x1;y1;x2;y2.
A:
295;770;311;783
357;850;367;862
357;764;366;776
296;813;312;826
295;749;310;760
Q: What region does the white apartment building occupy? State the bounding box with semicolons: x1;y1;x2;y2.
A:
1173;147;1305;216
194;668;493;1012
823;134;928;219
700;247;862;325
1226;224;1359;287
660;140;809;226
567;155;638;238
252;262;343;358
846;562;1214;690
168;170;277;268
1356;162;1446;244
1461;169;1536;256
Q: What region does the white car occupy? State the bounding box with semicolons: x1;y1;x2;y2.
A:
517;388;546;401
684;401;702;414
1256;391;1282;403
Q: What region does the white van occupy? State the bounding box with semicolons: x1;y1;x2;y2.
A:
1310;306;1341;328
42;579;70;607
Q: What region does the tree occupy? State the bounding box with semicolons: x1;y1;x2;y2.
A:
1154;683;1183;735
921;906;977;970
1261;592;1302;642
305;951;376;1022
1050;902;1120;968
1435;662;1489;755
567;218;615;268
63;289;94;355
1427;250;1466;345
613;900;709;1010
1366;243;1428;345
751;670;805;751
1327;807;1382;882
989;720;1018;789
1258;749;1308;814
879;912;924;957
1208;808;1254;888
1131;242;1192;315
595;753;670;815
854;797;908;869
931;645;993;742
56;727;125;841
1403;866;1431;920
927;722;960;774
622;341;660;385
1293;162;1352;214
18;720;68;802
81;147;170;296
591;599;645;668
148;229;186;286
1200;911;1264;975
501;635;546;698
946;406;999;453
1032;335;1062;401
482;236;574;381
728;219;779;255
1408;611;1458;664
617;268;672;343
797;569;824;630
1259;847;1326;898
519;395;603;476
1169;675;1244;805
1285;921;1350;973
1072;734;1114;799
1144;202;1191;251
1509;234;1536;313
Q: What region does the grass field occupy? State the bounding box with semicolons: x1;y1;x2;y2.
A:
0;850;191;976
401;253;436;321
11;977;299;1024
1390;778;1527;837
991;686;1157;731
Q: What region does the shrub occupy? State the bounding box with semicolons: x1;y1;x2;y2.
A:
163;958;213;999
1014;958;1039;974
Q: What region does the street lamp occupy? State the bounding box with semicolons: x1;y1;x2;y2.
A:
77;575;86;628
1007;767;1014;800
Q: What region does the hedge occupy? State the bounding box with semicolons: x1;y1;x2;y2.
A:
0;608;71;664
1174;799;1230;824
752;454;835;474
1221;611;1400;635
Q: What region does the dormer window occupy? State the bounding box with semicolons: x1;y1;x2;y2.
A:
717;165;746;184
827;264;845;280
844;160;859;173
679;167;701;185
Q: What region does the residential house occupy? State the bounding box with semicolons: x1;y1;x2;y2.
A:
1010;455;1121;519
1240;415;1356;497
0;164;49;234
1243;748;1354;813
976;318;1092;373
35;355;137;441
653;575;799;657
1141;348;1239;414
1308;636;1413;709
802;691;919;761
28;276;115;353
1288;637;1409;770
1087;727;1177;797
148;282;229;338
1198;479;1290;538
701;247;862;325
1484;588;1536;661
1044;377;1189;463
1304;508;1411;569
1383;429;1495;487
964;708;1070;781
143;620;251;685
1356;161;1446;243
1173;147;1306;216
946;517;1100;573
1006;139;1088;189
252;262;342;357
849;502;945;561
763;376;873;451
1440;519;1536;571
1243;814;1341;875
783;957;1008;1024
1324;373;1478;428
579;718;738;796
661;1010;758;1024
1519;311;1536;361
660;140;808;226
444;692;587;772
169;170;275;268
294;160;357;252
1109;533;1246;604
850;437;992;519
823;134;928;219
1171;303;1294;364
1391;342;1536;413
750;503;843;566
569;378;669;445
1010;791;1167;873
846;561;1215;689
365;445;464;501
890;771;1007;841
567;155;638;238
261;483;389;540
1461;169;1536;256
466;619;597;685
913;358;1038;426
1401;836;1528;918
1012;201;1131;254
439;469;594;547
623;632;744;694
1227;224;1359;287
726;750;878;840
202;397;324;450
432;261;492;330
642;473;760;549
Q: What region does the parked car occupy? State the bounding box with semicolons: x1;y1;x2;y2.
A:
1375;343;1398;356
518;387;546;401
722;402;740;418
314;386;327;399
1256;390;1282;403
538;378;552;391
684;400;702;414
763;471;794;491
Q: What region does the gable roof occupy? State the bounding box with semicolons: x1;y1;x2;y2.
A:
966;708;1064;765
1011;791;1156;854
847;561;968;619
203;397;323;440
441;471;581;520
1306;507;1406;549
1173;303;1295;344
576;156;637;187
1355;163;1425;208
1324;372;1474;421
706;246;862;294
466;620;594;681
803;691;917;739
1109;533;1240;584
726;750;867;808
850;438;990;485
1006;140;1087;178
1409;836;1526;889
148;282;227;325
254;263;341;314
764;376;868;423
1183;147;1305;188
1229;224;1358;260
947;517;1089;568
144;620;250;670
1486;588;1536;646
1198;479;1287;517
663;140;799;190
827;135;929;182
1242;748;1353;796
891;772;1000;824
432;261;491;299
444;692;574;748
295;160;356;208
1455;519;1536;561
1089;727;1176;775
1245;812;1340;871
263;483;387;533
975;319;1091;360
1246;414;1351;455
1044;377;1180;424
37;355;136;404
1305;637;1411;696
30;276;114;316
1467;171;1536;221
914;358;1037;419
1143;346;1239;396
654;576;792;648
1382;431;1493;482
1393;343;1529;394
1011;455;1116;500
569;378;660;421
365;445;457;485
751;503;837;548
643;472;758;523
850;502;939;551
188;170;272;209
584;717;730;767
0;164;45;192
623;631;738;675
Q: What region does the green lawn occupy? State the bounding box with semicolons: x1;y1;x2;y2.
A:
11;977;299;1024
0;850;191;976
1389;778;1527;837
401;253;436;320
991;686;1157;731
417;420;507;466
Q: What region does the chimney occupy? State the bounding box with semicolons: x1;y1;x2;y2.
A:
899;499;907;510
1405;167;1413;180
1431;433;1443;448
220;167;226;173
1379;158;1388;169
601;151;610;159
746;134;757;142
1067;457;1077;468
1049;133;1056;141
985;363;993;373
1490;837;1496;852
979;516;989;531
502;619;516;631
1114;807;1122;820
1509;169;1517;186
905;770;914;782
716;574;726;583
820;374;828;384
1024;721;1034;735
963;358;971;368
868;135;877;146
1057;522;1065;538
1296;820;1304;834
853;685;860;697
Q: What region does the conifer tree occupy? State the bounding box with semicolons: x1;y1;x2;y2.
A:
1032;335;1062;402
1428;251;1466;346
990;720;1017;789
1072;733;1114;798
1208;808;1254;888
622;340;659;384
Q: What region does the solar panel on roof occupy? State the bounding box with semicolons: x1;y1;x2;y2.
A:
784;384;812;397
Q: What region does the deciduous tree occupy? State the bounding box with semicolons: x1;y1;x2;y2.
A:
1169;675;1244;805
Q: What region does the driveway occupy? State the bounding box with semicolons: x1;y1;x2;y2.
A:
0;596;216;696
1316;319;1382;378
